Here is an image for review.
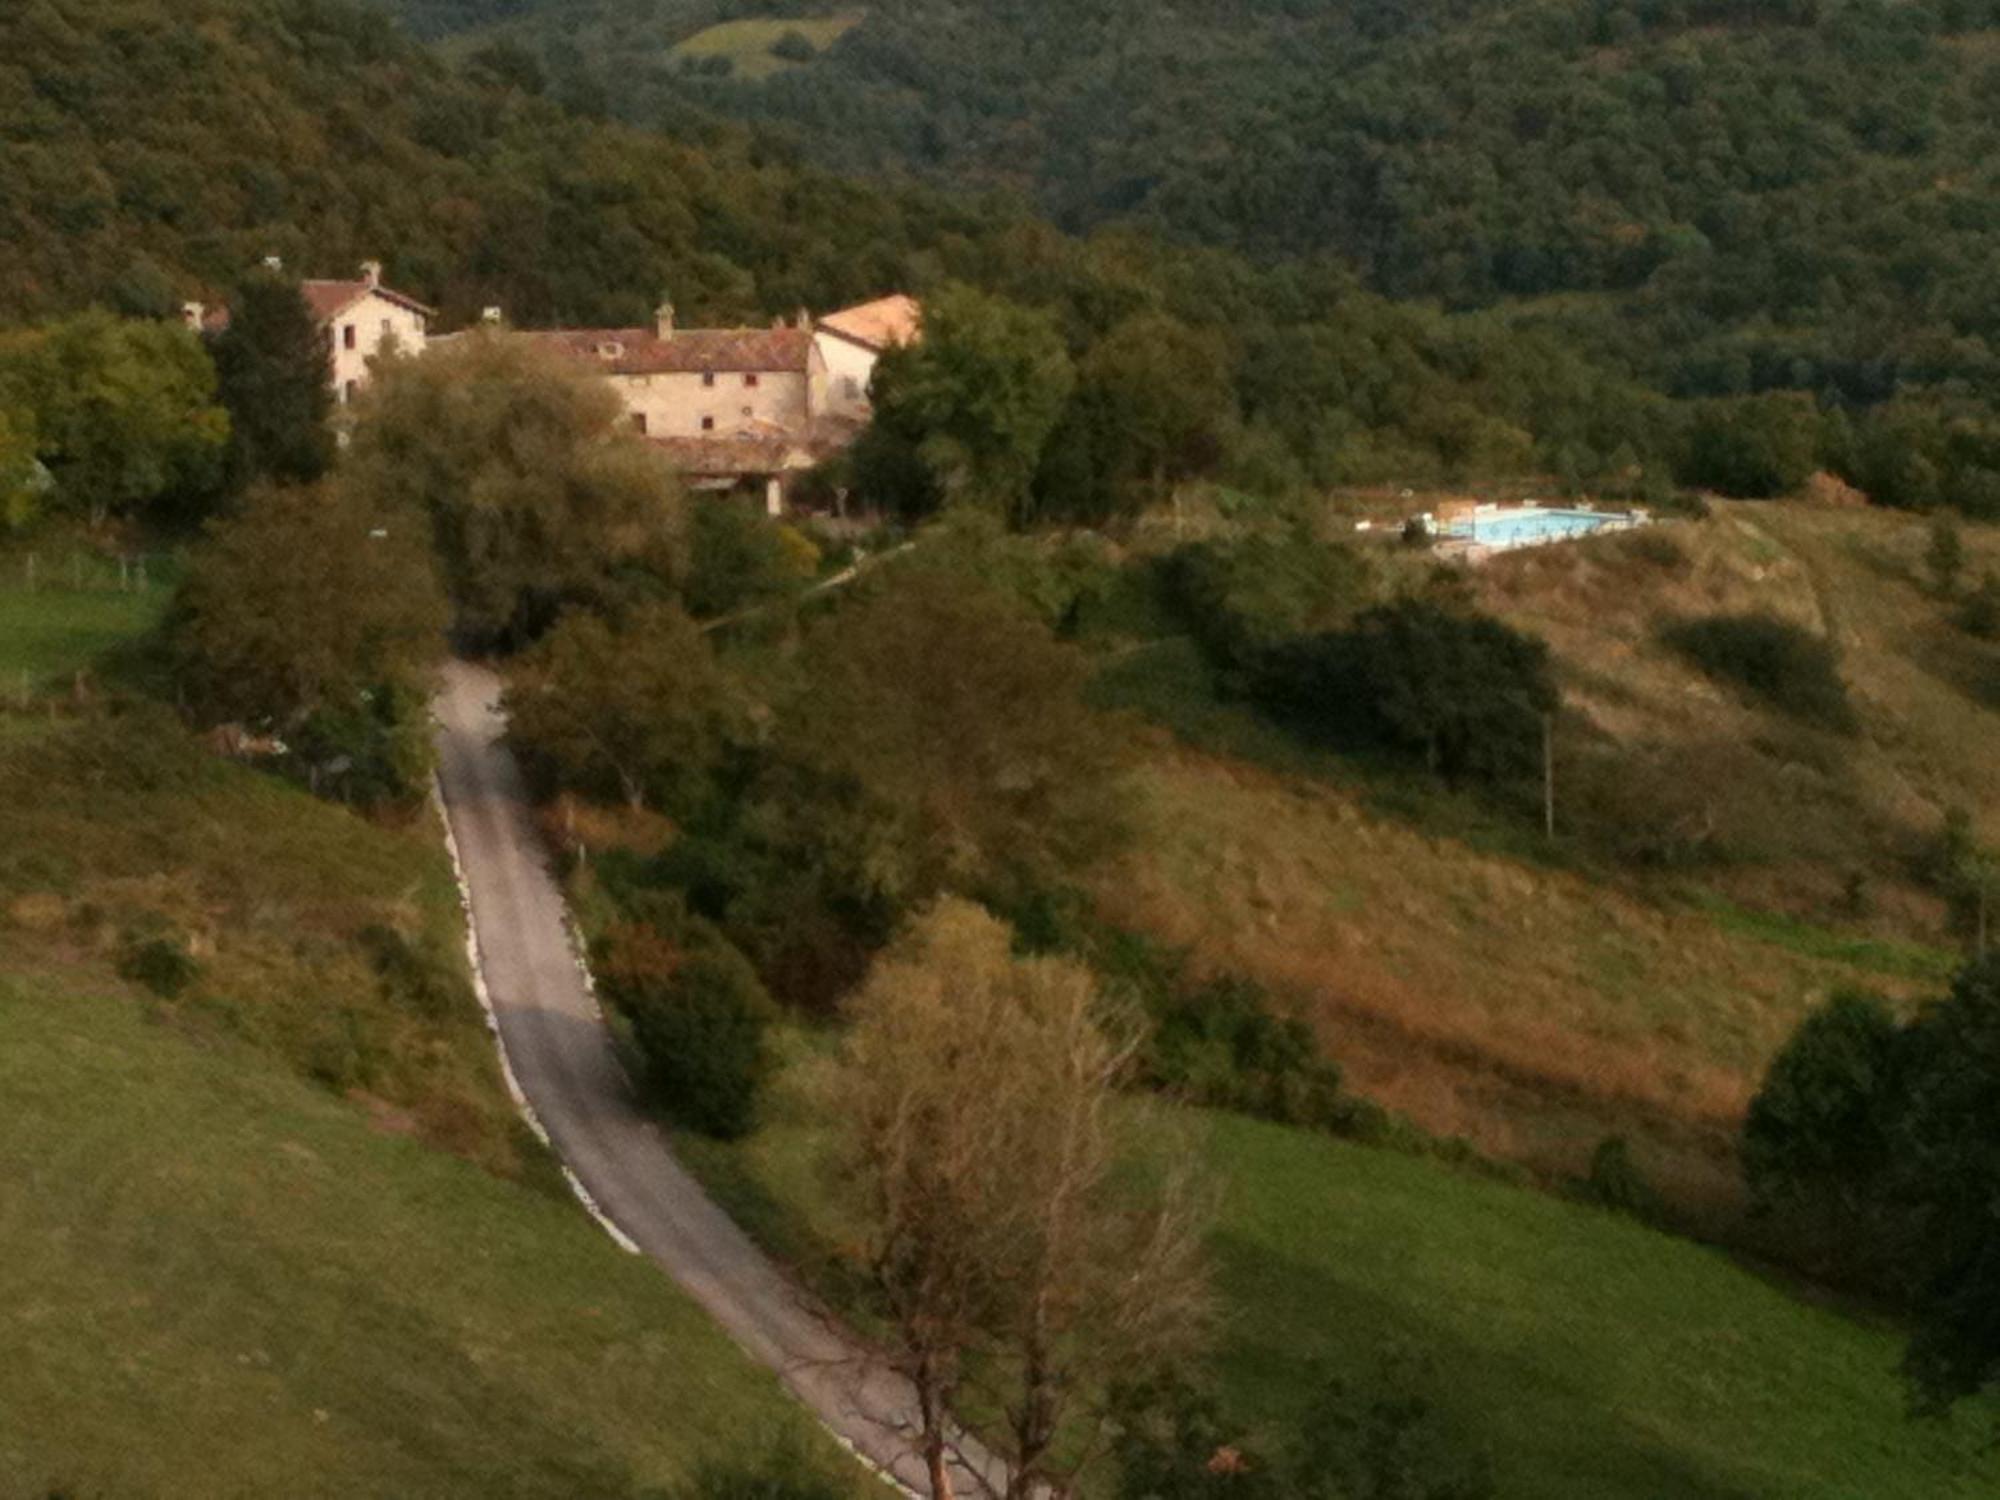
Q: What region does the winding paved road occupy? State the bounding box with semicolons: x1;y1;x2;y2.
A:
432;660;996;1496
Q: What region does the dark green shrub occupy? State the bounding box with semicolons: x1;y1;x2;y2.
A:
1581;1135;1664;1224
117;932;200;998
1744;990;1907;1209
1740;989;1914;1288
609;937;774;1139
1166;525;1373;669
358;924;460;1022
1958;571;2000;640
1148;976;1346;1129
768;28;819;62
1115;1362;1492;1500
1257;599;1558;786
1661;611;1856;731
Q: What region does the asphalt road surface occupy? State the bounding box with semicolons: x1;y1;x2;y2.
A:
432;659;999;1496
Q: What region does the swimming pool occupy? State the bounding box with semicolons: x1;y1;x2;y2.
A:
1444;507;1636;549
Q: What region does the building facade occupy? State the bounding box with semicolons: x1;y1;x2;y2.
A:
309;264;433;405
813;294;922;417
521;306;828;439
187;260;433;406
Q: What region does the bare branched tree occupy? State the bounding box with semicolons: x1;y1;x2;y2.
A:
829;899;1212;1499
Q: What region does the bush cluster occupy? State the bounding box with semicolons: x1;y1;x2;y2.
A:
597;914;775;1140
1256;599;1559;788
1661;611;1856;732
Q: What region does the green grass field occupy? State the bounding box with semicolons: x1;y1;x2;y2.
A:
671;14;864;79
677;1053;2000;1500
0;978;860;1498
0;575;167;689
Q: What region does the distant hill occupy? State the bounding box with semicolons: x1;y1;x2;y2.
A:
394;0;2000;404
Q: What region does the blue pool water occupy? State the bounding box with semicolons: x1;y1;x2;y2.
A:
1445;507;1629;547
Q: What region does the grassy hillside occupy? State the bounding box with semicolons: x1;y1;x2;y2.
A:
0;565;865;1495
1087;502;1999;1216
673;15;864;80
0;977;859;1498
0;557;542;1173
676;1051;2000;1500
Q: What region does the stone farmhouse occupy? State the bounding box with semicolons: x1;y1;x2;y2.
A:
187;260;434;407
513;293;922;514
189;264;918;515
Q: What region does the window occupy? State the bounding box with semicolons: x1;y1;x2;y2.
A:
632;413;648;436
741;406;753;418
700;416;715;432
744;373;760;388
343;380;359;405
381;318;392;336
343;324;357;351
701;371;716;388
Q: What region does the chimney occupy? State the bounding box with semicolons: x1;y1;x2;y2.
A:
655;299;674;340
361;259;383;289
795;306;812;331
482;306;505;325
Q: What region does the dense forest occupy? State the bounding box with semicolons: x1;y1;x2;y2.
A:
0;0;1712;502
388;0;2000;425
14;0;2000;508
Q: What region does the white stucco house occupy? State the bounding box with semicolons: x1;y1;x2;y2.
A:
814;294;922;417
187;259;434;406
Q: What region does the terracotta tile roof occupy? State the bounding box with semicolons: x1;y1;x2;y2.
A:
525;326;817;376
817;294;921;352
301;278;437;323
648;432;815;476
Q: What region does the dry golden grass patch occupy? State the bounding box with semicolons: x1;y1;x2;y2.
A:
1097;502;1997;1208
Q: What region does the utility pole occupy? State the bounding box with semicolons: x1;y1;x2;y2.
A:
1543;712;1556;842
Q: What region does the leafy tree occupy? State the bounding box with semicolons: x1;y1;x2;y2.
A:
1038;313;1232;521
1744;957;2000;1409
1678;394;1822;498
505;602;745;814
1742;991;1910;1249
340;332;686;648
1891;956;2000;1410
170;482;446;799
830;900;1210;1499
210;272;334;491
1258;600;1559;786
862;284;1075;522
785;565;1129;898
0;311;227;523
685;502;819;618
172;483;445;726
